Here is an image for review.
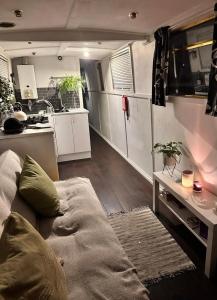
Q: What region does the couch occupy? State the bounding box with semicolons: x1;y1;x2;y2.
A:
0;150;149;300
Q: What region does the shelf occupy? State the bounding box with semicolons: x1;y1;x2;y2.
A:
159;194;207;247
154;172;217;227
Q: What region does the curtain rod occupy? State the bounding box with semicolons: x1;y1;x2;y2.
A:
50;76;68;79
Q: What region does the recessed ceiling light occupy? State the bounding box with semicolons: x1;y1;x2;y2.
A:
129;11;138;19
0;22;16;28
84;51;89;58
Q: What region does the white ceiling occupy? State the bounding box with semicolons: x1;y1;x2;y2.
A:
0;0;214;34
0;41;129;59
0;0;214;59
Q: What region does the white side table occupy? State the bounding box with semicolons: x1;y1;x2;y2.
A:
153;171;217;278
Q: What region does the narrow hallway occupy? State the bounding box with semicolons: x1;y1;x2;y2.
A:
58;129;153;214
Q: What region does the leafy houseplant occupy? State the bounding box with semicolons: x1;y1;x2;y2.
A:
0;76;14;124
154;141;182;175
58;75;84;94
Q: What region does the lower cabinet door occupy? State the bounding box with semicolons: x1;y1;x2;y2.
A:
72;114;91;153
54;115;75;155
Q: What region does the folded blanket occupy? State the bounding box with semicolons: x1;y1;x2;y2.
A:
39;177;149;300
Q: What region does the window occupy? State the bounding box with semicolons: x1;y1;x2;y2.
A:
0;55;9;79
168;19;213;96
110;47;134;92
97;62;104;91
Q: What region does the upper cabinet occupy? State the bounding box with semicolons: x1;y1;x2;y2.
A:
17;65;38;99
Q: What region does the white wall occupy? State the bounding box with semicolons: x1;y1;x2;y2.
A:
84;39;217;197
84;41;154;182
142;43;217;196
28;56;81;88
132;41;154;95
12;55;83;106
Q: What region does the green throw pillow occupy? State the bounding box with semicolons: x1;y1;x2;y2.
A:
0;212;68;300
19;155;60;217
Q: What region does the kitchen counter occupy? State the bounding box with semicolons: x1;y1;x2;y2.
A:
0;127;58;180
51;108;89;116
27;108;89;118
0;128;54;140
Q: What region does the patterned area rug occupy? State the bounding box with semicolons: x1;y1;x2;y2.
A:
108;207;195;285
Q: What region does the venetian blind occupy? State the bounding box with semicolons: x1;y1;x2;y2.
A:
110;47;134;91
0;55;9;79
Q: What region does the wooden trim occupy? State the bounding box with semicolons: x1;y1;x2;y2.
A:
173;40;213;52
168;95;207;100
175;14;214;31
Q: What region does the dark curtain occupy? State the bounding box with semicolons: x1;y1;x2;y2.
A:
206;3;217;116
152;26;170;106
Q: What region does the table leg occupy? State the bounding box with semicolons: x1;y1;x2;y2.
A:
205;225;217;278
153;178;159;214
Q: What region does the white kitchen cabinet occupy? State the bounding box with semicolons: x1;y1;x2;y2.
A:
73;113;90;153
54;115;75;155
51;110;91;162
17;65;38;99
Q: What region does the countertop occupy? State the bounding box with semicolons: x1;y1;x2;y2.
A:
0;127;54;140
50;108;89;116
28;108;89;118
0;108;88;140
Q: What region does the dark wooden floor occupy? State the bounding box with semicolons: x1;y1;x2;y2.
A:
59;129;217;300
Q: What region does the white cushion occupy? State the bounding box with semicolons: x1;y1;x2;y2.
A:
0;150;37;234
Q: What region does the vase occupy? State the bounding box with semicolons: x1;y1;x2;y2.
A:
163;153;177;166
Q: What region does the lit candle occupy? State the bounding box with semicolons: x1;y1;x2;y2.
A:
193;181;202;193
182;170;194;188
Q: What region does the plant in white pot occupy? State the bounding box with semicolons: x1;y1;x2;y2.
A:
0;76;14;125
153;141;182;176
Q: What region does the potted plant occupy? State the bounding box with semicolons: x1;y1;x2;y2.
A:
58;75;84;94
153;141;182;173
0;76;14;125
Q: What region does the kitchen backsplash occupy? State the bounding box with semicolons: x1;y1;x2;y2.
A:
15;88;80;114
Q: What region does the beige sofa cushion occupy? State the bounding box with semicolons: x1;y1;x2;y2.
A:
0;150;37;235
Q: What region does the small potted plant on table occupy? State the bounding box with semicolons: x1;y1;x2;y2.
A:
154;141;182;176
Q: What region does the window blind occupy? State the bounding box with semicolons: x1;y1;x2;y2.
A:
110;47;134;91
0;55;9;79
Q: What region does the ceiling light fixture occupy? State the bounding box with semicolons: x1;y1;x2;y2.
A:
129;11;138;19
0;22;15;28
84;51;90;58
14;9;23;18
83;48;90;58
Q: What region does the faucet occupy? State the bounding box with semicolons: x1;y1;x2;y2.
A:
35;98;55;113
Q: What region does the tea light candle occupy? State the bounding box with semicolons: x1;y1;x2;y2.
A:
182;170;194;188
193;181;202;193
